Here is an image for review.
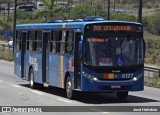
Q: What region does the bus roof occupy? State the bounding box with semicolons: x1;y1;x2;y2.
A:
16;20;142;30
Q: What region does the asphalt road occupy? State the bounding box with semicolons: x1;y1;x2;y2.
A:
0;60;160;115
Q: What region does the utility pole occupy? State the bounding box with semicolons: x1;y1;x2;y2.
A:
68;0;72;19
8;0;10;17
13;0;17;54
94;0;96;16
138;0;142;23
91;0;93;7
0;4;1;14
3;9;5;22
114;0;115;13
108;0;110;20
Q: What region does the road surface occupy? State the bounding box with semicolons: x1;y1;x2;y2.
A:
0;60;160;115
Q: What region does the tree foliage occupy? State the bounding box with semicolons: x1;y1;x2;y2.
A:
70;4;94;19
143;11;160;35
34;0;67;21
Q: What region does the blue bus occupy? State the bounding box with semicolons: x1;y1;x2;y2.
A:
14;19;145;99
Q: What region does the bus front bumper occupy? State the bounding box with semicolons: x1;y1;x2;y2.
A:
81;76;144;92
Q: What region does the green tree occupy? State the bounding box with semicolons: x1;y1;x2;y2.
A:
16;10;33;20
34;0;67;21
70;4;94;19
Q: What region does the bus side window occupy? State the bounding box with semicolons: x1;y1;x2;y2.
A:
35;31;42;52
16;31;22;51
65;30;74;55
60;30;66;54
27;31;35;51
57;31;62;53
50;31;57;53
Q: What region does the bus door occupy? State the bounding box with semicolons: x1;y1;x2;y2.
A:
21;31;27;79
42;31;51;84
74;32;82;89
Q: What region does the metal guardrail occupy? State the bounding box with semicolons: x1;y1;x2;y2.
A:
144;66;160;78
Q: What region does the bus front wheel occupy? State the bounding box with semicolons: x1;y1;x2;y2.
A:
116;92;128;99
65;77;75;99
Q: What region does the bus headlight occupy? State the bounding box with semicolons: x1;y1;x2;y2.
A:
132;73;143;81
83;71;98;82
133;77;138;81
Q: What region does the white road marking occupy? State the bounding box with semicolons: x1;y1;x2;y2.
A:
57;98;71;103
11;84;20;88
90;108;110;114
1;112;11;115
101;112;110;114
31;90;44;95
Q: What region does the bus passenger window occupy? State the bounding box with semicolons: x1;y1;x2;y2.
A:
16;31;22;51
65;31;69;54
35;31;42;52
60;31;66;54
50;31;58;53
65;31;74;55
27;31;35;51
57;31;62;53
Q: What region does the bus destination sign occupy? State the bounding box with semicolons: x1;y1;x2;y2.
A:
93;25;131;31
85;24;142;33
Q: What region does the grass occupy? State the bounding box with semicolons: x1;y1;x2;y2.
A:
0;47;13;62
144;31;160;40
144;77;160;88
144;31;160;64
0;47;2;52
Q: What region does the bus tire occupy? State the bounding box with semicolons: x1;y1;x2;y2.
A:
116;92;128;99
65;76;75;99
29;69;36;89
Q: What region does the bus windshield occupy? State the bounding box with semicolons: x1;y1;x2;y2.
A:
83;37;144;67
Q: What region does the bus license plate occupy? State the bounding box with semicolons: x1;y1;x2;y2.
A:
111;85;121;89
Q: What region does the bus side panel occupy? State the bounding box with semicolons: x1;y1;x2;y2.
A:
26;53;43;84
63;56;71;87
49;55;60;87
14;51;21;78
25;52;31;81
49;55;71;88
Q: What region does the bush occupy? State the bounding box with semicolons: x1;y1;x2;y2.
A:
70;4;94;19
145;77;160;88
143;11;160;35
144;32;160;64
0;49;13;62
110;13;136;22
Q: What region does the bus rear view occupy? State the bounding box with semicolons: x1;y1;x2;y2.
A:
80;22;144;99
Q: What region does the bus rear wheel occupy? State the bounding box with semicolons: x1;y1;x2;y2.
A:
29;69;37;89
65;77;75;99
116;92;128;99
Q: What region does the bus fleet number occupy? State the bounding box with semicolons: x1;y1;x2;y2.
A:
122;74;134;79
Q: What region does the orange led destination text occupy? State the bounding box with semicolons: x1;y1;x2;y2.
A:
93;25;132;31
